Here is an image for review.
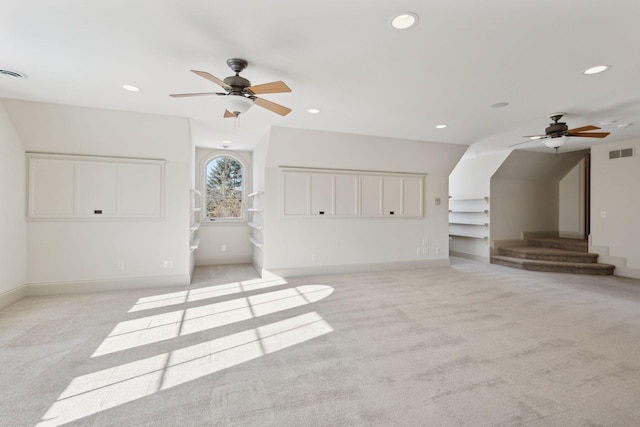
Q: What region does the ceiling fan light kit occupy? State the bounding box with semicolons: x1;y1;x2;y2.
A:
224;95;253;116
170;58;292;120
545;137;567;149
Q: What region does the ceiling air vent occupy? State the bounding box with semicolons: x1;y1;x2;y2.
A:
0;69;27;79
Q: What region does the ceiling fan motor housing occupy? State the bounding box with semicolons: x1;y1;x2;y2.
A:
223;75;251;96
546;122;568;137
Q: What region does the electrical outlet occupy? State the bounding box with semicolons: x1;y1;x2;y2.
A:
311;253;317;261
163;260;173;269
221;244;227;252
435;247;440;254
416;247;422;255
117;261;125;271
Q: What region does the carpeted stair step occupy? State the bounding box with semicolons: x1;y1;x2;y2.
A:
527;238;588;253
490;255;614;275
497;246;598;263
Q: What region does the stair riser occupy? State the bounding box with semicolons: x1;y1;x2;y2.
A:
497;249;597;263
527;240;588;253
491;258;614;275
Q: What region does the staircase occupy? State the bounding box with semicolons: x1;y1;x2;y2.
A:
491;237;615;275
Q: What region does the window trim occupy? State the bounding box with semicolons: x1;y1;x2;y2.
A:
198;150;251;224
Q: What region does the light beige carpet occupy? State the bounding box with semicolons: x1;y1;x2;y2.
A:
2;259;640;426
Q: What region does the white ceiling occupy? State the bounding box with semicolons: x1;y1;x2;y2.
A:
2;0;640;154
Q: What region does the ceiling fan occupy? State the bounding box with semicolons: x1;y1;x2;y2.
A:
170;58;292;118
511;113;610;150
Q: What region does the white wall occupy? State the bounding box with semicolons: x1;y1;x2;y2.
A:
193;148;253;266
261;127;467;275
4;99;191;289
590;139;640;277
448;150;510;260
490;150;587;245
559;158;585;239
490;178;559;241
0;100;27;307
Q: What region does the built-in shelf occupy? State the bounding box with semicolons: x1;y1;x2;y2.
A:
449;233;488;239
248;236;263;248
247;208;263;212
449;196;489;202
190;189;202;253
248;222;263;230
190;235;200;251
449;209;489;213
449;195;490;242
247;191;263;198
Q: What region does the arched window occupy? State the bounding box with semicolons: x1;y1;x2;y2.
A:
204;155;244;220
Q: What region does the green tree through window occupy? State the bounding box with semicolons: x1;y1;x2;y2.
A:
205;156;243;219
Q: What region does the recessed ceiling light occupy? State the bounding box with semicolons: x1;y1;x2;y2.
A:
122;84;140;92
307;108;321;114
0;69;28;79
583;65;609;75
391;13;419;30
435;124;447;129
491;102;509;109
222;140;232;144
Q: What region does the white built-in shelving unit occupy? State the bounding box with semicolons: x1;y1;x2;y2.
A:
448;196;490;239
190;189;201;252
247;190;264;249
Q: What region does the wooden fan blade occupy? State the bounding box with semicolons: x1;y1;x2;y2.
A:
254;97;292;116
567;125;600;133
246;81;291;95
224;110;236;118
570;132;610;138
170;92;224;98
191;70;231;89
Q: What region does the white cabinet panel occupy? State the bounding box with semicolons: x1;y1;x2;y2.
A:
29;159;75;217
118;164;162;216
76;162;117;216
281;168;424;219
403;177;423;217
360;175;382;216
335;174;357;216
310;173;333;216
382;176;402;216
27;154;164;220
283;172;309;215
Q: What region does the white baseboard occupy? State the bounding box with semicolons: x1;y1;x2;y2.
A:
589;237;640;280
25;274;191;296
0;285;27;310
265;258;450;278
450;251;489;262
195;255;252;266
